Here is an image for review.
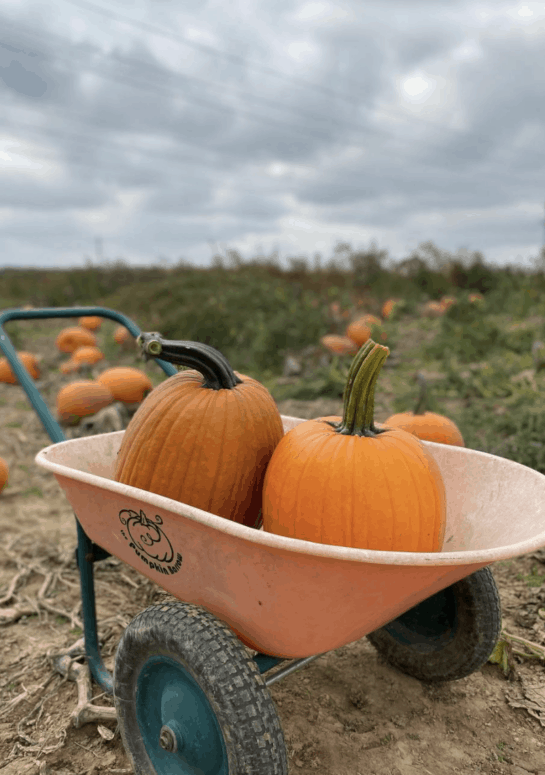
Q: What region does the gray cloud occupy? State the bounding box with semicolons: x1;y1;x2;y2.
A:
0;0;544;268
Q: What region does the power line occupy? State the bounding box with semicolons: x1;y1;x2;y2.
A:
54;0;534;153
4;10;538;169
3;20;534;173
0;23;373;143
60;0;359;104
0;34;345;145
3;14;544;199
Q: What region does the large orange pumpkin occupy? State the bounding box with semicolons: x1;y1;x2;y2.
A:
97;367;153;404
0;352;40;384
56;381;114;424
384;372;465;447
55;327;97;354
262;341;446;552
114;334;284;528
79;316;102;331
0;457;8;493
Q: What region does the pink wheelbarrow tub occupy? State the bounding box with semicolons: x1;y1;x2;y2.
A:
35;414;545;774
36;415;545;660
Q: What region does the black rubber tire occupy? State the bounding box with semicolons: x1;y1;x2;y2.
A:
366;567;502;682
114;601;288;775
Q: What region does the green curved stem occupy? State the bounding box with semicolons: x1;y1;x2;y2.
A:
333;340;390;437
413;371;428;415
137;332;242;390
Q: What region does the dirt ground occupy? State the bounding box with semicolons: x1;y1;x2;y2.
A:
1;318;545;775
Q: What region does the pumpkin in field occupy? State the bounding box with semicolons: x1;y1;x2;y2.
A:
361;314;382;326
384;372;465;447
114;326;132;345
0;457;8;493
381;299;398;319
0;352;40;384
56;381;114;424
59;360;79;374
262;341;446;552
71;346;104;366
422;300;444;318
114;334;285;528
345;317;371;348
97;367;153;404
320;334;359;356
55;327;97;354
439;295;456;312
79;316;102;331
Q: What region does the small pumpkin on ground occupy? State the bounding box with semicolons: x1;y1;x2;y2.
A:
0;352;40;384
114;326;132;346
384;372;465;447
0;457;8;493
114;334;284;528
381;299;399;320
320;334;359;356
56;381;114;425
97;367;153;404
262;341;446;552
55;327;97;354
78;316;102;331
361;314;382;326
422;300;444;318
59;360;79;374
439;295;456;312
345;318;371;348
71;346;105;366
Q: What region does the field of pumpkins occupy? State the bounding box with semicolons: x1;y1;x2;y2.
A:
1;276;545;775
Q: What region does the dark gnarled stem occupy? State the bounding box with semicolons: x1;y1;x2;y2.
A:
329;339;390;437
137;332;242;390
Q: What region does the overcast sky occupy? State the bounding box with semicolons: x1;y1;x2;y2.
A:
1;0;544;270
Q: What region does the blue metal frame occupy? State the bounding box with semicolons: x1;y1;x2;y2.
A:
0;306;286;695
0;306;177;694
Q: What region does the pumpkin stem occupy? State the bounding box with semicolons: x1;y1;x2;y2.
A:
413;371;428;415
137;333;243;390
332;339;390;437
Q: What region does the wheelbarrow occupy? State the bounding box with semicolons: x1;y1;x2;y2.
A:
4;307;545;775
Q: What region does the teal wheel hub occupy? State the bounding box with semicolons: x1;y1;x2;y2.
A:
136;655;228;774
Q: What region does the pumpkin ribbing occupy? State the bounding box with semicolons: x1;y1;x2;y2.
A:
262;341;446;552
114;334;284;527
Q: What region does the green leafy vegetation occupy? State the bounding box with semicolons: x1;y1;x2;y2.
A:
3;241;545;478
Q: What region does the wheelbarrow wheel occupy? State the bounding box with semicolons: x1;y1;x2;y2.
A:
366;567;502;683
113;601;288;775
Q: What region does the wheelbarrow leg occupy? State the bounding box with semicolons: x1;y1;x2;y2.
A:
76;520;113;695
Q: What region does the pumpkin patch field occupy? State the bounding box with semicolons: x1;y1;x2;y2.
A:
1;252;545;775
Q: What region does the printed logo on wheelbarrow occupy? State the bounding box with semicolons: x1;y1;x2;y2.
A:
119;509;182;575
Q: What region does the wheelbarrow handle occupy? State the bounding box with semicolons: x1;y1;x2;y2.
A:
0;306;177;443
0;306;178;696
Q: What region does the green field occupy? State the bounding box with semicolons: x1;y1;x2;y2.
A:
2;241;545;473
